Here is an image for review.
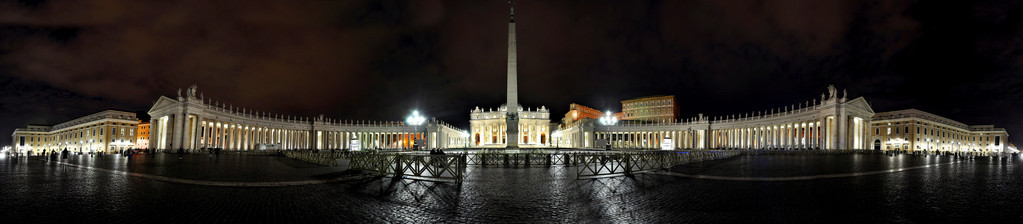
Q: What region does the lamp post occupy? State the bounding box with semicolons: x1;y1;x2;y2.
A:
598;111;618;150
552;131;562;149
406;110;426;150
461;131;469;148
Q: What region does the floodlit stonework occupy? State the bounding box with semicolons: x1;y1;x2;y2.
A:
562;103;607;127
10;110;140;154
469;105;552;148
556;85;877;150
621;95;678;123
467;2;553;148
147;85;467;151
136;121;150;149
870;109;1009;153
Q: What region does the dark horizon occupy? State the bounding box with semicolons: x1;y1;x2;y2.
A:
2;0;1022;146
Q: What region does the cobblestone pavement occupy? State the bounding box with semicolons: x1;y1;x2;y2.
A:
1;153;1022;223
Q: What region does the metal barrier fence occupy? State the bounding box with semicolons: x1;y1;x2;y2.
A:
350;153;463;182
575;151;743;179
345;149;908;181
462;153;576;166
461;151;671;167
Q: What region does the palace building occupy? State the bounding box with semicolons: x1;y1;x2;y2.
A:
621;95;678;123
136;121;150;149
561;103;607;127
870;109;1009;153
10;110;140;154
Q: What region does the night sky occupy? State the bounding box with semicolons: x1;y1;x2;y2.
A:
1;0;1022;146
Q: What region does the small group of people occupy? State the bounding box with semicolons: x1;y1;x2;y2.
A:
43;148;70;162
118;148;143;159
207;147;222;159
429;149;446;155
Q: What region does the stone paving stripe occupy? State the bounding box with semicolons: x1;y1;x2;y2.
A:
654;161;959;181
53;161;367;187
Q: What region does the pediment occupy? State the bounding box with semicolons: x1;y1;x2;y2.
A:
843;97;874;114
147;96;180;115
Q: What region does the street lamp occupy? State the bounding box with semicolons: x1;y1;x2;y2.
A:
599;111;618;126
598;111;618;150
406;110;426;150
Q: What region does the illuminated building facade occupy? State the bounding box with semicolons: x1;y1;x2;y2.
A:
10;110;140;154
469;105;551;148
557;85;875;150
147;85;467;151
561;103;608;127
621;95;678;123
870;109;1009;153
136;121;150;149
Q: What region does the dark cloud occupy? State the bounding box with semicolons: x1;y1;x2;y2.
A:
1;0;1022;146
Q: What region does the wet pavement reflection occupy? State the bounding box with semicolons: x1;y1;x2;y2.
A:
1;153;1021;223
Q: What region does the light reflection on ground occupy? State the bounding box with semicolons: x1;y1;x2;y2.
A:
1;153;1021;223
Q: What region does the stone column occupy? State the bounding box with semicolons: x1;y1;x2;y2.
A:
228;124;234;150
214;122;220;148
221;123;227;149
149;118;160;150
192;116;201;149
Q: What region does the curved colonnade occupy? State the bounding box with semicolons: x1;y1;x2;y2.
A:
148;87;467;151
559;89;875;150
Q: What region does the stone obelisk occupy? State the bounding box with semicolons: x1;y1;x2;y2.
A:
505;1;519;149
